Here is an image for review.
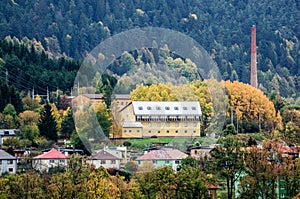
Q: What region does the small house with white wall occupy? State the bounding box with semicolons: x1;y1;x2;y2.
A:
32;148;68;172
88;150;121;169
0;149;17;175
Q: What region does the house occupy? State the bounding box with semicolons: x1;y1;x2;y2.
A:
136;148;188;171
111;94;131;111
103;146;130;167
32;148;68;172
88;150;121;169
190;145;215;160
116;101;202;138
0;129;19;145
72;94;104;107
0;149;17;175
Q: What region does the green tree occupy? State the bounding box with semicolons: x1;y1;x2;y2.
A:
38;103;58;142
209;135;245;199
61;108;75;139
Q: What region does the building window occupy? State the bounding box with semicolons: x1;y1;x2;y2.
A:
147;106;152;110
184;130;188;133
137;130;140;133
192;107;196;110
8;168;13;172
111;160;116;164
153;160;157;164
166;130;169;133
49;160;54;163
148;130;151;133
193;130;196;134
129;130;132;133
124;130;127;133
166;160;170;164
148;123;152;127
0;160;2;165
175;160;180;164
184;122;188;127
193;122;197;127
166;122;170;127
157;122;161;127
101;160;106;164
156;106;161;110
60;159;65;163
138;106;143;110
175;123;179;127
174;107;179;110
157;130;160;134
175;130;178;133
165;106;170;110
183;107;188;110
121;102;124;105
7;160;13;164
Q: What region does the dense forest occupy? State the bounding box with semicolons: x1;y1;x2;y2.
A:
0;0;299;97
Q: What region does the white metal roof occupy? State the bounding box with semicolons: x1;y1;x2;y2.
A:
122;122;143;128
131;101;202;116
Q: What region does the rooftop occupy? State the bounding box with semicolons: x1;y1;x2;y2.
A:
90;150;120;160
136;148;188;161
33;148;68;159
0;149;16;160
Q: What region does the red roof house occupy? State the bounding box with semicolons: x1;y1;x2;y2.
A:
32;148;68;172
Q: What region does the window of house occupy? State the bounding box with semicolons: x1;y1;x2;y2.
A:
138;106;143;110
147;106;152;110
8;168;13;172
0;160;2;165
165;106;170;110
174;107;179;110
124;130;127;133
4;131;9;135
111;160;116;164
157;122;161;127
153;160;157;164
166;122;170;127
184;122;188;127
60;159;65;163
193;122;197;127
191;107;196;110
175;130;178;133
101;160;106;164
7;160;13;164
137;130;140;133
121;102;124;105
148;130;151;133
157;130;160;134
129;130;132;133
166;160;170;164
166;130;169;133
183;107;188;110
184;130;188;133
156;106;161;110
193;130;197;134
49;159;54;163
175;123;179;127
175;160;180;164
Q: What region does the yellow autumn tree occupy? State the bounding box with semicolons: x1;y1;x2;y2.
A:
223;80;282;132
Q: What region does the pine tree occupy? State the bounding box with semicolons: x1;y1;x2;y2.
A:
38;103;58;142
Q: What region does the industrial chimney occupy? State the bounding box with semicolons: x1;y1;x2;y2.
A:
250;25;257;88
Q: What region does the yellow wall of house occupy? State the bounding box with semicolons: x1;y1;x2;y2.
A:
119;104;136;122
140;121;201;137
121;127;143;138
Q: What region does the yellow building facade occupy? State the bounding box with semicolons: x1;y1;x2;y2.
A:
117;101;202;138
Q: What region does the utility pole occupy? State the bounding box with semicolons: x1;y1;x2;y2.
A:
250;25;258;88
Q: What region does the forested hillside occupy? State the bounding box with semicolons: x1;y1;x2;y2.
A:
0;0;299;97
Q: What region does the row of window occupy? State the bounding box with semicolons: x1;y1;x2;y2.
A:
138;106;197;111
0;160;14;165
147;122;198;127
136;116;201;122
123;129;197;134
100;160;116;164
49;159;65;163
